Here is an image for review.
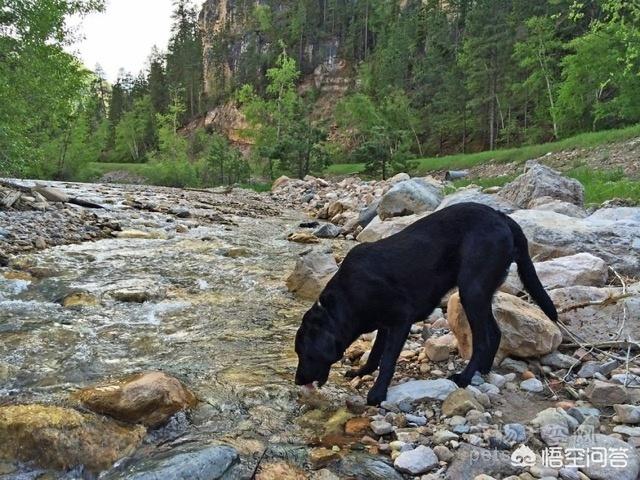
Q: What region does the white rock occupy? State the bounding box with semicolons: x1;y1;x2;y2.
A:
393;446;439;475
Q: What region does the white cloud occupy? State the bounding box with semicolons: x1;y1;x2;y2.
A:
67;0;177;83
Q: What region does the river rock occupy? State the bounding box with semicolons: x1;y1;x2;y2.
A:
566;434;639;480
61;291;100;308
341;455;404;480
386;379;458;404
286;250;338;300
436;187;517;213
313;223;342;239
530;197;588;218
585;380;629;406
520;378;544;393
424;335;455;362
502;253;608;294
370;420;394;436
614;404;640;424
0;404;145;473
498;163;584;208
548;285;640;343
509;208;640;276
377;179;443;220
540;351;577;370
393;446;438;475
445;444;521;479
309;447;340;469
447;292;562;361
442;389;484;417
356;212;428;243
103;444;239;480
77;371;197;427
33;185;70;203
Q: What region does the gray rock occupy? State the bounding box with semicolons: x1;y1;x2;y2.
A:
498;162;584;208
378;179;443;220
531;408;577;446
341;455;404;480
370;420;394;436
313;223;342;238
437;187;516;213
503;423;527;443
520;378;544;393
357;200;380;228
530;197;589;218
509;208;640;276
500;358;529;373
549;285;640;344
356;213;428;243
566;434;639;480
103;445;238;480
614;404;640;424
502;253;609;295
285;250;338;300
433;430;459;444
611;373;640;386
486;372;507;388
445;444;521;479
393;445;439;475
540;351;578;370
567;406;601;424
405;414;427;426
613;425;640;437
33;185;70;203
386;379;458;404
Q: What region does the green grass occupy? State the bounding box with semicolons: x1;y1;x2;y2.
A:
566;167;640;204
327;124;640;176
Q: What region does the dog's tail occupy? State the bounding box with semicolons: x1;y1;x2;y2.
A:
506;216;558;322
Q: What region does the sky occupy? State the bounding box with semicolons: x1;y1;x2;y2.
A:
67;0;177;83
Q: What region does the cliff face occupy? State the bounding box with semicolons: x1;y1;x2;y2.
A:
198;0;353;100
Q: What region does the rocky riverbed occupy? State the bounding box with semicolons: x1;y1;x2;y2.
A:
1;167;640;480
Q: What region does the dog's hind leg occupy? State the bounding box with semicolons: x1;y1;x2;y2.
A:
366;322;412;405
449;282;493;388
345;329;387;378
479;312;502;374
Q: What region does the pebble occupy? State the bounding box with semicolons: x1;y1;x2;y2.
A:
520;378;544;393
503;423;527;443
393;446;439;475
433;430;459;444
613;404;640;424
370;420;394;436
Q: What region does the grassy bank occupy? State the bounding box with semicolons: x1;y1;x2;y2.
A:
327;124;640;176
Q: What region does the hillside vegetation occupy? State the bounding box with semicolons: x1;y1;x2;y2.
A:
1;0;639;189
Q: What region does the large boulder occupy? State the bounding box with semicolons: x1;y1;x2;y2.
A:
445;444;522;479
498;162;584;208
509;207;640;276
0;404;145;473
356;212;428;243
549;284;640;343
437;187;517;213
77;372;198;427
447;292;562;361
286;250;338;300
529;196;588;218
502;252;609;294
377;178;443;220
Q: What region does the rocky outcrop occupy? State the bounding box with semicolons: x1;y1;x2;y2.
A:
0;404;145;473
77;372;198;427
498;162;584;208
447;292;562;361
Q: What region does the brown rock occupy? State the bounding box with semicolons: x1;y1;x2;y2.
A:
287;232;320;244
0;404;144;473
61;292;100;308
447;292;561;361
309;447;340;469
76;371;197;427
442;389;484;417
585;380;629;406
256;460;307;480
345;417;371;436
424;337;450;362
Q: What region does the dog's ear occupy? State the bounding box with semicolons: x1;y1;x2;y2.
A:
307;322;341;363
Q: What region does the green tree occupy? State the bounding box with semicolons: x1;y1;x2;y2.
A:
0;0;105;175
113;95;156;162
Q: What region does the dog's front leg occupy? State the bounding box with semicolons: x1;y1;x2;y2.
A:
366;323;412;406
345;329;387;378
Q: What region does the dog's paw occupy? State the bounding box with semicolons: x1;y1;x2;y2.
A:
448;372;471;388
366;388;386;406
344;369;361;379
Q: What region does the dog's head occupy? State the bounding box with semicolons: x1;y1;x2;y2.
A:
294;301;342;389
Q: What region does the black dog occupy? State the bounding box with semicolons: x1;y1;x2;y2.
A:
295;202;557;405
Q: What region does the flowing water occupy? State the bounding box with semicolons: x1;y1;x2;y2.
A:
0;183;360;479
